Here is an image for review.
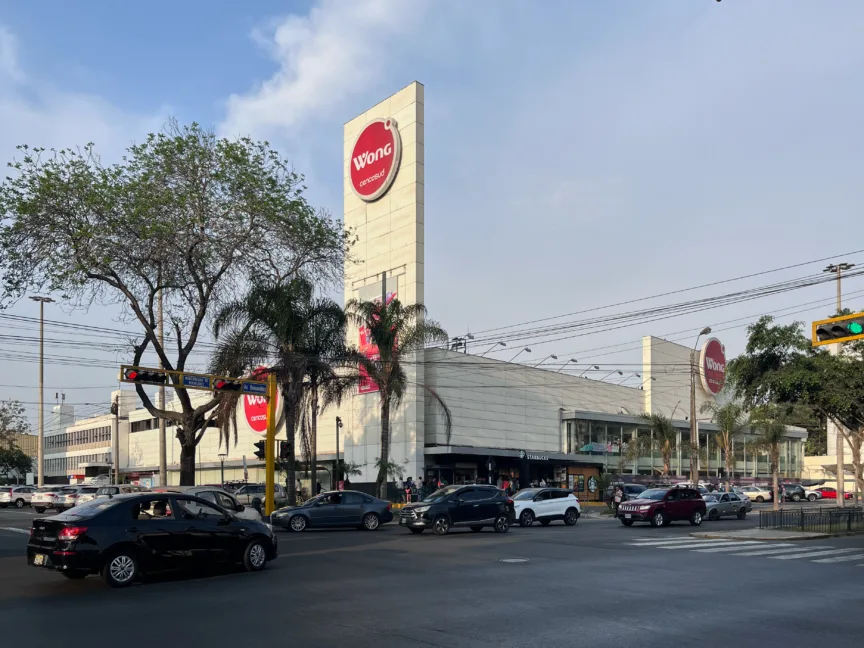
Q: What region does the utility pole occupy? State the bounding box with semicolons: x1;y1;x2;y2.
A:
690;326;712;487
824;262;854;507
111;396;120;484
158;290;167;487
29;296;54;487
336;416;343;486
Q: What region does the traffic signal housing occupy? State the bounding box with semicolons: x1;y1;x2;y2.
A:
122;367;168;385
253;440;266;460
812;312;864;347
279;441;288;460
213;378;242;392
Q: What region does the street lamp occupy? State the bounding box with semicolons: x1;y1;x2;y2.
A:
218;453;227;487
579;365;600;377
479;341;506;357
509;347;532;362
534;354;558;368
335;416;343;483
639;376;656;390
601;370;623;381
556;358;578;373
619;372;640;384
29;295;55;487
690;326;712;486
450;333;475;353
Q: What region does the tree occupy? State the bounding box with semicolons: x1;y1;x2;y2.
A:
748;407;788;511
0;122;347;484
0;447;32;479
344;297;452;499
700;401;748;489
211;278;345;505
0;400;30;447
626;413;678;477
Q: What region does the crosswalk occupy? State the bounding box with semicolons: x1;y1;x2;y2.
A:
625;537;864;566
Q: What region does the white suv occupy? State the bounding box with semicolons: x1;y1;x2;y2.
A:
512;487;581;527
0;486;36;508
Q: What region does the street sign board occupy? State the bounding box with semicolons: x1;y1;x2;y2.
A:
243;382;268;395
183;374;211;389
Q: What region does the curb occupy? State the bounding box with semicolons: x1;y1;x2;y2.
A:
690;531;830;541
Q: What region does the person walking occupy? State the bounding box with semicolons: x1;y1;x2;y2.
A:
613;486;623;514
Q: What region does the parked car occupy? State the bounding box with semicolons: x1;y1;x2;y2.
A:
739;486;774;503
512;488;581;527
79;484;145;504
57;485;101;510
27;492;277;587
233;483;288;512
153;486;262;522
31;486;75;513
271;490;393;531
703;492;751;520
814;487;853;501
804;488;822;502
617;486;706;527
0;486;36;509
400;485;514;535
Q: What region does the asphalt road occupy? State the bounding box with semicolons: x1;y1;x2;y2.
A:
1;503;863;647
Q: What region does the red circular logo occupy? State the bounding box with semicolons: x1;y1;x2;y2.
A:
243;367;276;434
349;118;401;202
700;338;726;396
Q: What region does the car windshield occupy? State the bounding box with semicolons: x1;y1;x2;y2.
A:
637;489;668;501
422;486;462;503
35;487;57;493
513;489;541;501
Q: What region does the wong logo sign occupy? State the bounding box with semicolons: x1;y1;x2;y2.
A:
243;367;277;434
699;338;727;396
350;118;401;202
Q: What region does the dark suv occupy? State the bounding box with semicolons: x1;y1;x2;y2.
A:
617;487;706;527
399;485;514;535
782;485;807;502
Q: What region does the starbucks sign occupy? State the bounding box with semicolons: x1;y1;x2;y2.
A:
587;476;598;493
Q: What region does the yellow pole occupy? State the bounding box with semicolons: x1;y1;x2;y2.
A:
265;373;277;516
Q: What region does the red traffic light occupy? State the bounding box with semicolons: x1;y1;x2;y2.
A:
215;379;227;389
124;369;139;381
213;378;241;392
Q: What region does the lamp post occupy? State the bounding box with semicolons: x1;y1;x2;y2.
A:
690;326;712;486
29;296;55;487
335;416;343;484
579;365;600;377
218;453;227;487
534;354;558;368
619;372;640;385
600;370;623;381
556;359;578;373
479;341;506;357
509;347;531;362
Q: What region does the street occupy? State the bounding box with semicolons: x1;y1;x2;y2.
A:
2;505;863;647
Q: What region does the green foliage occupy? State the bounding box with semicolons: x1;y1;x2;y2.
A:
0;446;32;476
375;457;405;481
627;413;678;476
0;400;30;446
700;401;749;478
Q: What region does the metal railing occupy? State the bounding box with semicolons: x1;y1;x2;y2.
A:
759;506;864;533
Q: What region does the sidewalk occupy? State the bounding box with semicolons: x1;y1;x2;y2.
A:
690;528;829;541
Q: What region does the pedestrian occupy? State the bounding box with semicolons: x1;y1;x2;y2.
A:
539;478;547;488
496;476;503;489
613;486;623;513
316;481;323;495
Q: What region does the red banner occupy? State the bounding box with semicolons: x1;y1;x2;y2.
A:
358;291;397;394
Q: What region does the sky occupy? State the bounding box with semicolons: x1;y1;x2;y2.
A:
2;0;864;426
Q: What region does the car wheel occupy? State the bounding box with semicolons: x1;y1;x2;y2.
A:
243;540;268;572
15;499;25;509
756;496;764;503
690;511;703;526
651;511;666;527
289;515;308;532
62;571;88;580
708;509;719;521
792;494;801;502
432;515;450;536
620;519;634;527
493;514;510;534
737;508;747;520
470;526;483;532
564;508;579;526
808;494;817;502
362;513;380;531
409;527;425;534
102;550;139;588
35;507;45;513
519;510;534;527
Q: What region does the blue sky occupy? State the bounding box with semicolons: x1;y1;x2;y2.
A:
2;0;864;423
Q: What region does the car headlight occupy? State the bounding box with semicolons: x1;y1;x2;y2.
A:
413;506;430;514
639;505;650;510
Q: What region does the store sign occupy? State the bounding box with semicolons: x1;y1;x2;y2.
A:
349;118;402;202
518;450;549;461
243;366;277;434
699;338;727;396
587;476;598;493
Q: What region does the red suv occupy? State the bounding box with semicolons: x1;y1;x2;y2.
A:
617;487;706;527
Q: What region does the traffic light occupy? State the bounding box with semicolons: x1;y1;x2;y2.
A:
122;367;168;385
279;441;288;460
213;378;242;392
812;312;864;347
253;440;266;460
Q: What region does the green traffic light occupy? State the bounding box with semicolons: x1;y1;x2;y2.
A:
849;322;863;335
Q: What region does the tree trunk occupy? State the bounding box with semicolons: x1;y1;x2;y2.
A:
772;450;780;512
376;398;391;499
310;384;318;495
179;443;195;486
283;386;298;506
848;432;863;505
725;440;733;492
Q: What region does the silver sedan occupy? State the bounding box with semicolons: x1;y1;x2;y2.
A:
703;492;752;520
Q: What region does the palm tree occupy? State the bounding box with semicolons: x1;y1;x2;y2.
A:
700;401;749;490
211;278;344;505
344;297;452;499
625;413;678;476
748;408;787;511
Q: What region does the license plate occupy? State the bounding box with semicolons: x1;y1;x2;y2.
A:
33;554;46;566
399;518;405;525
625;514;632;519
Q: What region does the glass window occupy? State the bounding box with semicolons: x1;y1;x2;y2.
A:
606;425;622;454
195;491;219;504
135;498;173;520
514;489;541;501
216;493;236;509
730;495;741;502
666;490;681;501
341;493;365;505
573;420;590;453
720;494;730;502
176;497;226;519
456;489;481;502
551;491;569;499
535;491;553;501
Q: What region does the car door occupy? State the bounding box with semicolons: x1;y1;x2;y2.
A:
550;490;571;519
531;490;553;520
175;496;239;562
308;493;341;526
336;492;366;526
717;493;731;517
131;497;190;570
450;489;482;525
473;489;501;523
664;489;684;520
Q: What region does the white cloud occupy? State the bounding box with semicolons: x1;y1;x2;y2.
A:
220;0;430;139
0;25;23;82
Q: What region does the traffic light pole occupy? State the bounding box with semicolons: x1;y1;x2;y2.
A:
265;373;278;516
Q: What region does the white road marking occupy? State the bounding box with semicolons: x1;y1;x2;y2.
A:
628;538;720;546
769;548;859;560
811;553;864;564
0;526;30;535
655;541;746;550
728;545;833;557
690;541;769;553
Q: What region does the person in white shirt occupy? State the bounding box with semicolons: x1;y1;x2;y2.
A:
539;479;547;487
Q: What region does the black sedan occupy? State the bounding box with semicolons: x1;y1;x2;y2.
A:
27;492;277;587
270;490;393;532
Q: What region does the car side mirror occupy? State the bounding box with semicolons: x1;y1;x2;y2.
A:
235;504;245;512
